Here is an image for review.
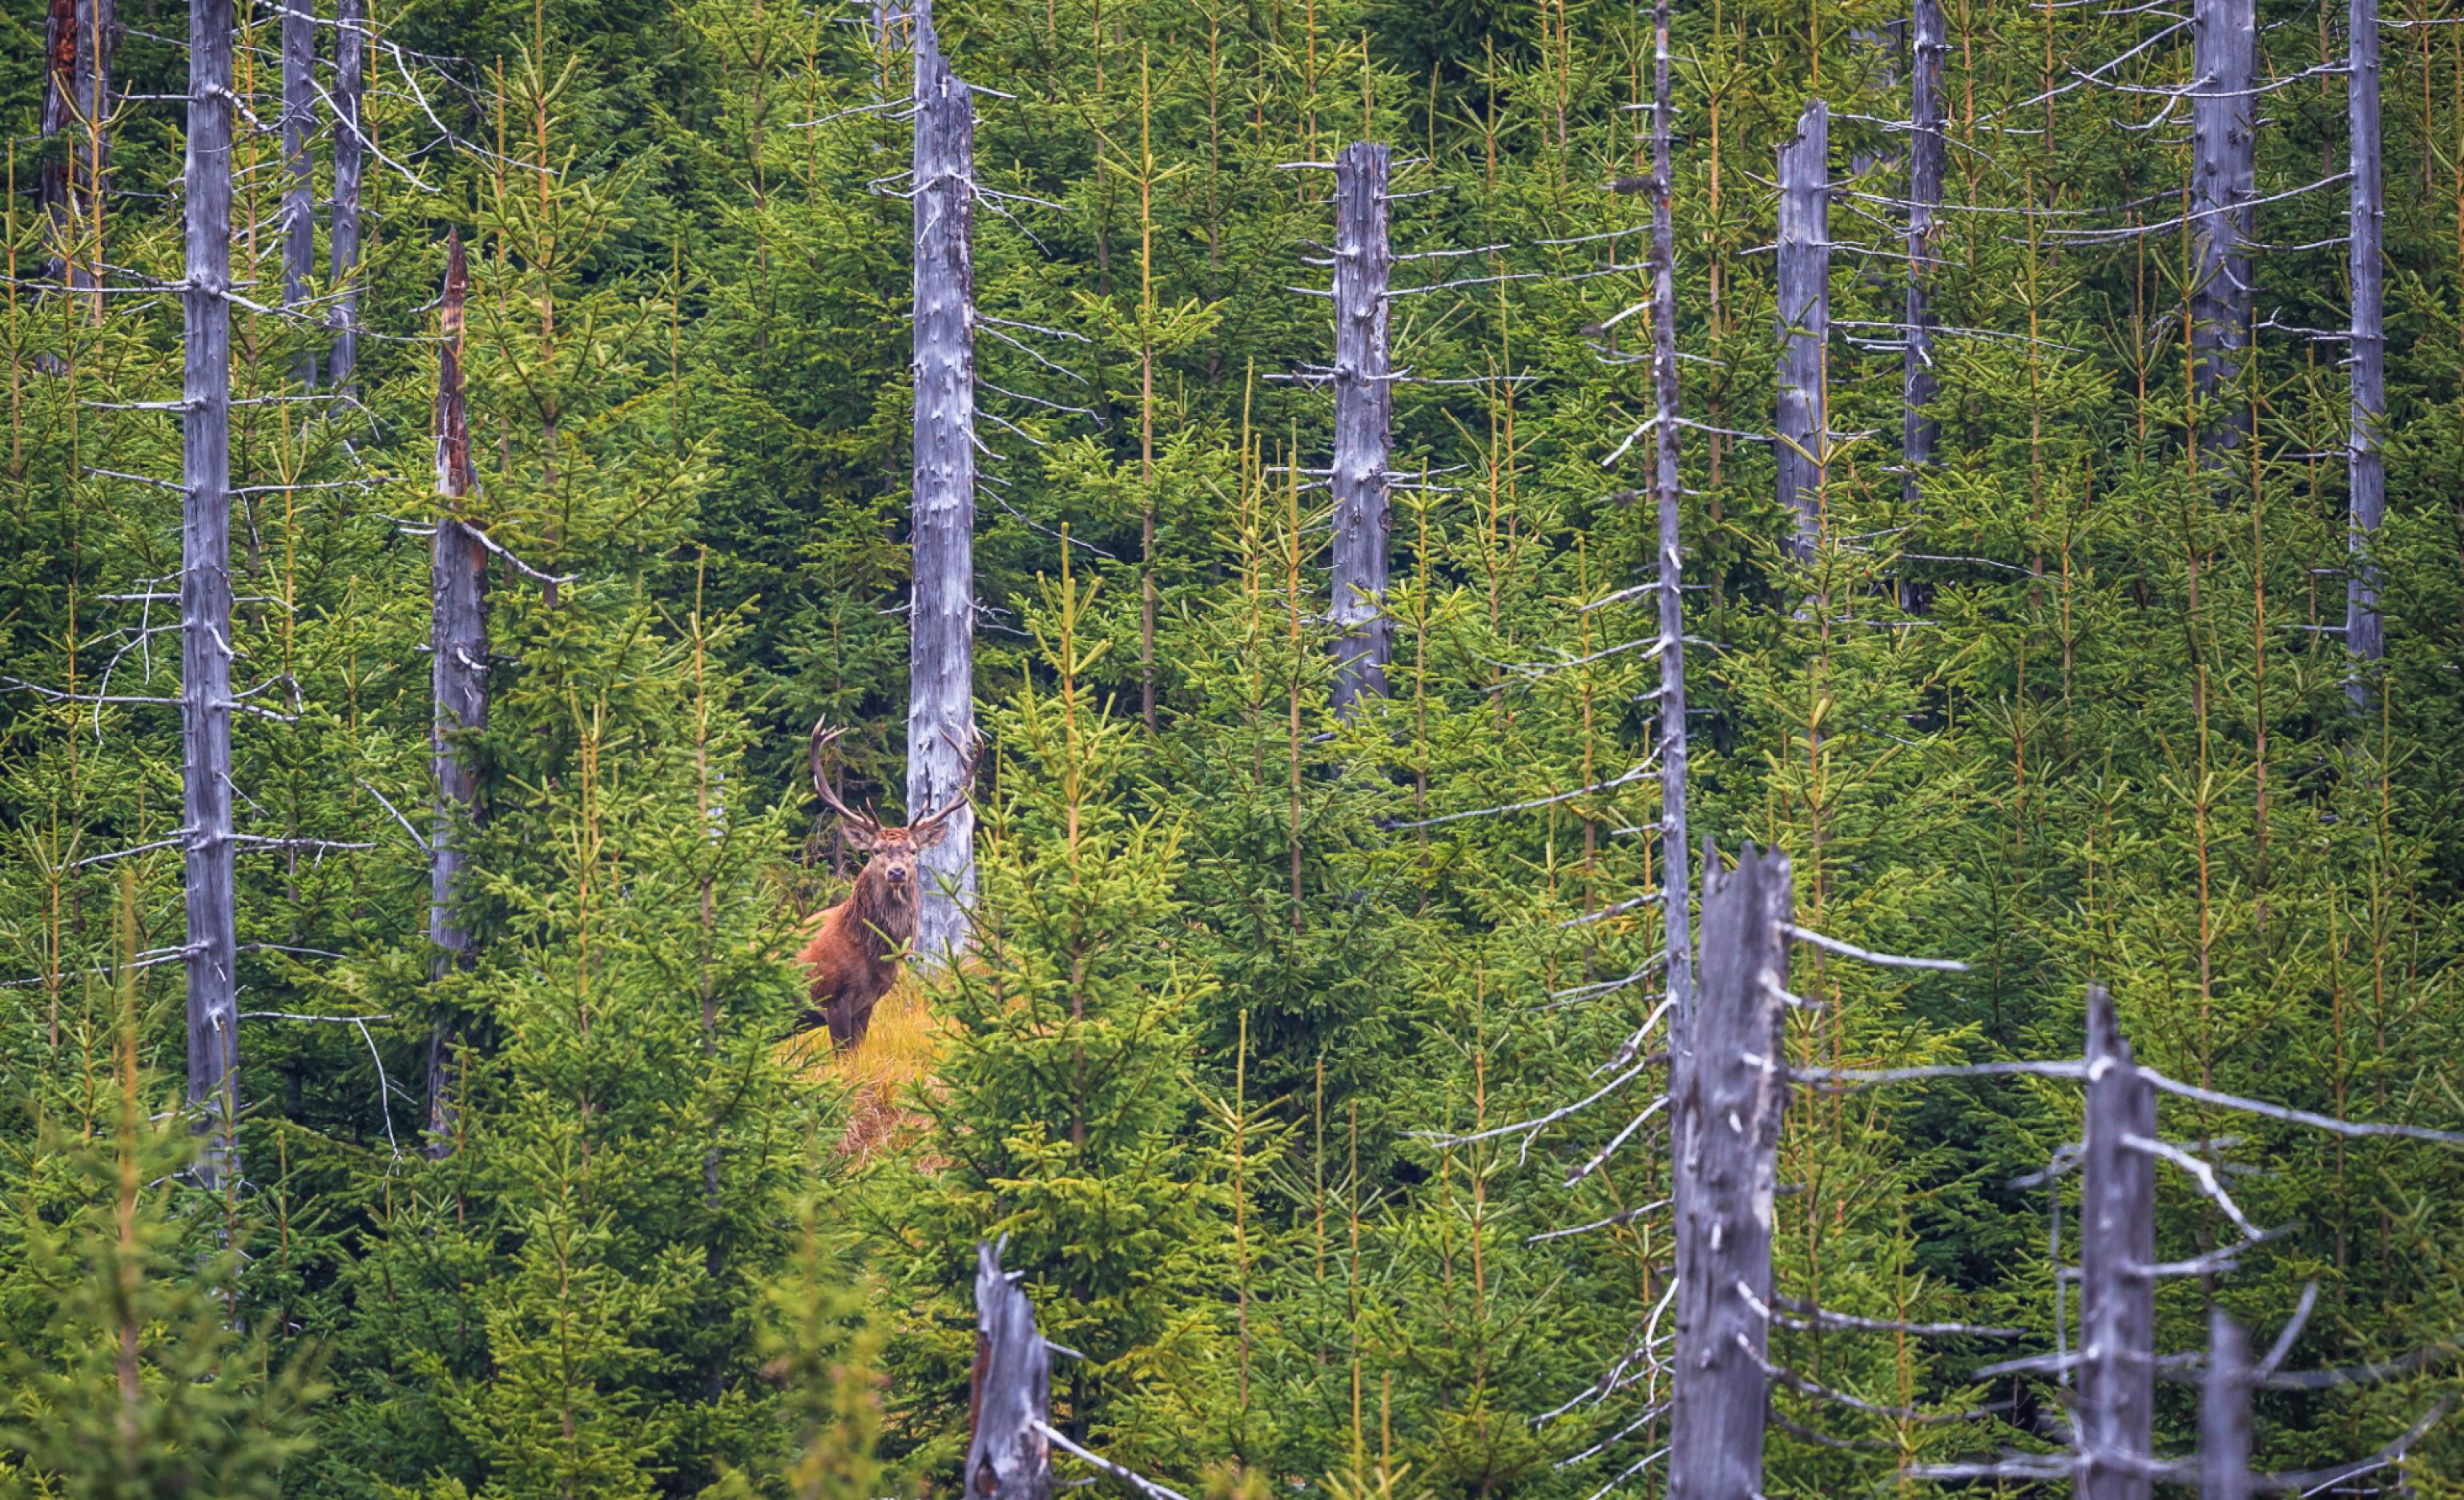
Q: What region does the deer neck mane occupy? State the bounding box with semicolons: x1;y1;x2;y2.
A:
845;862;920;961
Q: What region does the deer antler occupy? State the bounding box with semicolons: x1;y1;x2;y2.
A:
911;727;986;835
808;718;881;836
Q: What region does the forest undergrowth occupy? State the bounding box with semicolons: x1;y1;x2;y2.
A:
5;0;2464;1491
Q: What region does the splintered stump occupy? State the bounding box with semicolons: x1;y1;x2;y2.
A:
1669;841;1790;1500
966;1240;1053;1500
2080;985;2156;1500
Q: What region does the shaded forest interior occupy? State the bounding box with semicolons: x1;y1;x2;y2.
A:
4;0;2464;1492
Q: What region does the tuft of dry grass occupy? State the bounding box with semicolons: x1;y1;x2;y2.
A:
779;974;945;1162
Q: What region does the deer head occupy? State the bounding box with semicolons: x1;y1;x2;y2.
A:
809;718;982;902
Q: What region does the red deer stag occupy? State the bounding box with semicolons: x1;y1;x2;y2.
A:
790;719;981;1049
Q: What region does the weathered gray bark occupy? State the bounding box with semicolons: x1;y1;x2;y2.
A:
2345;0;2384;697
1902;0;1944;511
1647;0;1692;1052
2200;1310;2253;1500
39;0;113;302
1776;101;1830;562
908;0;977;966
428;232;484;1158
1329;139;1394;716
280;0;315;385
2188;0;2255;456
2080;984;2156;1500
328;0;365;390
1670;841;1790;1500
964;1240;1053;1500
183;0;239;1192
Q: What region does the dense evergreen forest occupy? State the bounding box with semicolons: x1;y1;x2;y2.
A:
6;0;2464;1487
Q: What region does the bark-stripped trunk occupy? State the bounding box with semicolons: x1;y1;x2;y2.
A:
1776;100;1830;562
280;0;315;385
964;1240;1053;1500
1670;842;1790;1500
2188;0;2255;458
1647;0;1692;1052
183;0;239;1192
429;232;485;1158
2200;1311;2253;1500
328;0;365;390
2079;984;2156;1500
2345;0;2385;697
908;0;977;966
1903;0;1944;510
40;0;113;306
1329;139;1394;716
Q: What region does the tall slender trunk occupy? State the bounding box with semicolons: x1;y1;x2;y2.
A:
428;232;484;1157
280;0;315;385
1648;0;1693;1057
328;0;365;391
1776;99;1830;562
183;0;239;1193
1138;50;1158;731
1329;139;1394;716
1847;22;1904;177
1903;0;1944;511
2189;0;2255;458
40;0;113;309
2345;0;2385;699
908;0;977;966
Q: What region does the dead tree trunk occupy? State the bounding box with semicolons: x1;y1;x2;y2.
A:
41;0;113;309
2200;1310;2253;1500
1647;0;1693;1046
328;0;364;391
2345;0;2384;700
908;0;977;966
1776;101;1830;563
965;1240;1054;1500
1671;841;1790;1500
182;0;239;1192
2080;984;2156;1500
280;0;315;385
1902;0;1944;511
1329;139;1394;716
428;232;484;1158
2189;0;2255;458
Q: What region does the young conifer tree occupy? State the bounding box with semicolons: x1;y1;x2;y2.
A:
0;879;323;1498
894;553;1230;1475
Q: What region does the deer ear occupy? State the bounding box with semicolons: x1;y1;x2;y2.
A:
840;822;880;852
909;817;952;853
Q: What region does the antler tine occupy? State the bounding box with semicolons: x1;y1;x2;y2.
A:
913;726;987;831
807;718;880;834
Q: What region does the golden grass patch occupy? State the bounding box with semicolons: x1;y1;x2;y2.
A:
780;973;945;1161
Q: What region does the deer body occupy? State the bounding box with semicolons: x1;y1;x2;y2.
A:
790;719;979;1050
792;837;925;1048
